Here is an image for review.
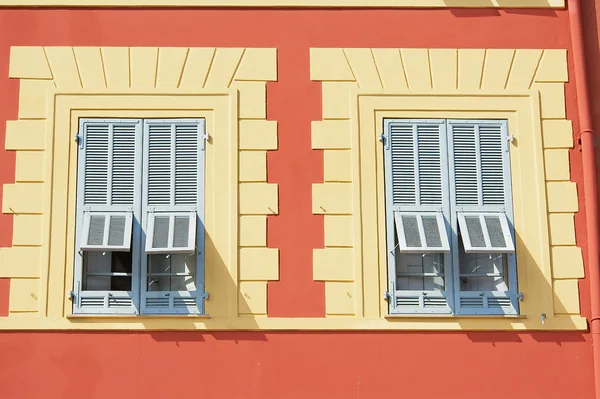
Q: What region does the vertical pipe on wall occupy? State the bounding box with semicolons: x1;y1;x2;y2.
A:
569;0;600;397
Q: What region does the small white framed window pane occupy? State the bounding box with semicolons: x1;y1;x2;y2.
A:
457;212;515;253
145;212;196;254
80;212;133;251
395;212;450;253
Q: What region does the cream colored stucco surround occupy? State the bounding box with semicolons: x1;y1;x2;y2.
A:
0;46;282;330
0;0;565;8
312;48;586;330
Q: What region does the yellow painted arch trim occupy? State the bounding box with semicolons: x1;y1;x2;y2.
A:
0;0;564;7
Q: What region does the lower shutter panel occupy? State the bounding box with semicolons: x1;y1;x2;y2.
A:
457;291;518;315
76;290;136;314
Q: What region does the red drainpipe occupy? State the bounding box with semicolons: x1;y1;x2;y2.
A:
568;0;600;396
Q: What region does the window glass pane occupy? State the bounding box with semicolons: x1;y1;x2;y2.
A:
147;253;196;291
83;251;132;291
458;238;508;292
401;215;421;247
396;246;445;291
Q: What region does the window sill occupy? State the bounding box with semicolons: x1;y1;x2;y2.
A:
385;314;527;319
66;314;211;319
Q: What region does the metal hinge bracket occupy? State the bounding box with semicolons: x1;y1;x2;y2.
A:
74;134;84;149
517;292;524;301
201;292;209;300
384;291;392;302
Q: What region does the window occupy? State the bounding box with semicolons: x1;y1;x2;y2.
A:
73;118;206;315
384;119;519;315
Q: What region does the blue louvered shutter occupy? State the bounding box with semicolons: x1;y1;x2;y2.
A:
73;119;142;314
141;119;206;314
384;120;452;314
448;120;518;315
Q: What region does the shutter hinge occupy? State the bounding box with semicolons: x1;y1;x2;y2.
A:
74;134;84;149
379;132;390;150
67;290;76;302
384;291;392;302
517;292;524;301
201;132;210;151
201;292;209;300
506;135;514;152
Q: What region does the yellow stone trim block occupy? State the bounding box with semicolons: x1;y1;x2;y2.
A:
0;247;42;278
235;48;278;82
0;0;566;6
9;279;39;312
240;151;267;182
535;50;569;83
310;48;355;82
311;120;352;150
239;281;267;315
239;120;278;150
240;183;279;215
324;150;352;182
5;120;46;151
2;183;44;214
312;183;353;215
231;81;267;119
12;215;44;246
547;182;578;212
324;215;354;247
534;83;566;119
19;80;55;119
542;120;574;149
544;149;570;181
239;248;279;281
322;82;356;119
9;47;52;79
553;279;580;314
314;248;354;281
549;213;576;246
552;247;585;279
239;216;267;247
325;282;355;315
15;152;45;182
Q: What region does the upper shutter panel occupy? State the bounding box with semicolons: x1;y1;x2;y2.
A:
147;123;172;206
84;124;110;205
479;124;505;206
175;123;199;205
389;121;444;207
450;121;507;207
147;121;200;207
82;121;138;207
111;124;137;205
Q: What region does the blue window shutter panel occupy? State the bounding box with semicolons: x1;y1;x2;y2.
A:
141;119;206;315
73;119;143;314
384;119;453;315
447;120;519;316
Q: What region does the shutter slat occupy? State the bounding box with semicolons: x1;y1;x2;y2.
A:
452;125;479;206
147;125;172;206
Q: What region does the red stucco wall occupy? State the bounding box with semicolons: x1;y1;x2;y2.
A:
0;7;595;398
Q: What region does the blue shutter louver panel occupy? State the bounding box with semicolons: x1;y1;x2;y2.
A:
147;124;172;206
111;124;137;205
385;120;451;315
417;124;443;205
452;124;479;206
84;124;110;205
75;119;141;315
175;123;199;205
390;124;416;205
142;119;205;315
479;124;506;205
